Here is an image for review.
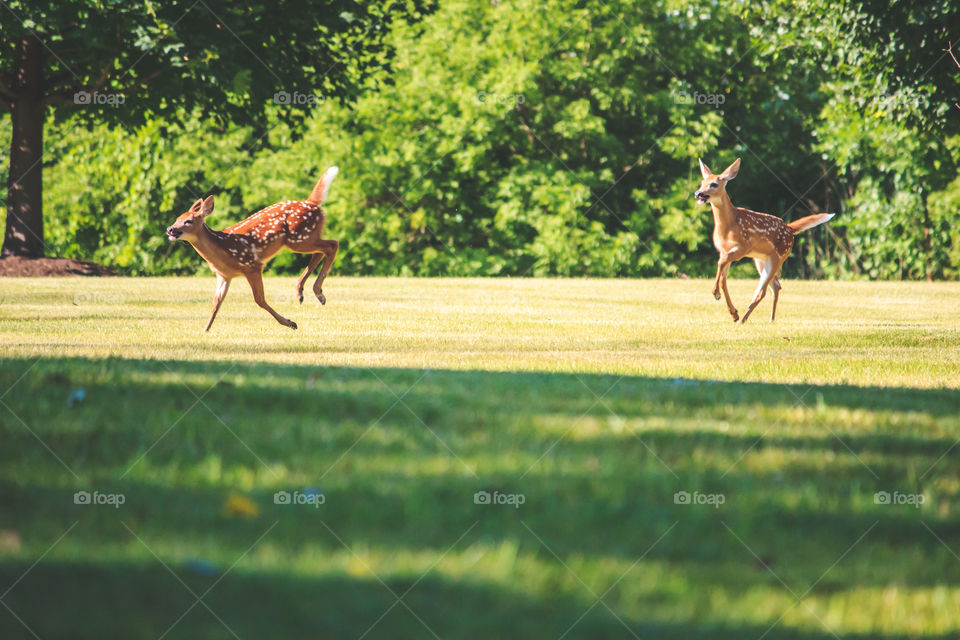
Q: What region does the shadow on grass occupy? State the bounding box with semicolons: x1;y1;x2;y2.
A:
3;559;958;640
1;357;959;637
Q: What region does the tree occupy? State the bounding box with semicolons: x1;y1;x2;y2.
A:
948;41;960;111
749;0;960;279
244;0;822;277
0;0;416;257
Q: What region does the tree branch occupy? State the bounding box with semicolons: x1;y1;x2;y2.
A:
117;69;162;94
945;41;960;111
41;58;114;107
0;72;23;101
49;23;83;39
89;60;114;93
44;20;125;100
43;71;75;92
42;90;81;106
42;68;163;106
945;41;960;69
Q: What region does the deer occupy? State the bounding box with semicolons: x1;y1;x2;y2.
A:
166;167;340;331
694;157;834;323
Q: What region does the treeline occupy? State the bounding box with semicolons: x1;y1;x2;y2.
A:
3;0;958;278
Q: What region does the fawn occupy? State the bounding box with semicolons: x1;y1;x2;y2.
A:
166;167;340;331
695;157;834;323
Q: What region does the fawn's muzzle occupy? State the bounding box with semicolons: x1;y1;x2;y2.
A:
695;191;709;203
166;226;182;239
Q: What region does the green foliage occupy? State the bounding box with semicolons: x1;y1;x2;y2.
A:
751;0;960;279
40;112;251;274
0;0;423;126
10;0;960;278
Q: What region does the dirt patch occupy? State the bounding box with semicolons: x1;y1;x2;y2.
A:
0;257;117;277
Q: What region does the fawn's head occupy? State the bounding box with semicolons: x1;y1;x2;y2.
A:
167;196;214;241
694;157;740;206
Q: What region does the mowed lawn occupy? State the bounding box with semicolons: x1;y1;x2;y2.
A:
1;276;959;639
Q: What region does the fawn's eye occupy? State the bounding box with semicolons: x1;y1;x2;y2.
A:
709;182;718;188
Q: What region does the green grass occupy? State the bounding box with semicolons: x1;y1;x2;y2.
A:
1;276;959;638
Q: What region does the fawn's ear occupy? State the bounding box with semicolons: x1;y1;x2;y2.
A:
698;158;712;179
189;198;204;213
201;195;215;217
719;158;740;181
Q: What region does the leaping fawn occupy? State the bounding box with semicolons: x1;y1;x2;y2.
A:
166;167;340;331
695;157;834;323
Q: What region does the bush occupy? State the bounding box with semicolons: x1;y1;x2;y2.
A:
6;0;958;279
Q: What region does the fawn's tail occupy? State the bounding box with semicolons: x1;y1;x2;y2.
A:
307;166;339;205
788;213;835;234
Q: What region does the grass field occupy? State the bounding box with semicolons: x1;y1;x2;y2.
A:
1;276;959;639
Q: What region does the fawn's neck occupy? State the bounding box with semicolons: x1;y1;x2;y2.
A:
710;191;738;232
189;225;233;268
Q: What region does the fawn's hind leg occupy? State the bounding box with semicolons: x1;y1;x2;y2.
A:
311;239;339;304
296;253;324;304
754;257;782;322
290;238;339;305
770;277;782;321
741;256;781;324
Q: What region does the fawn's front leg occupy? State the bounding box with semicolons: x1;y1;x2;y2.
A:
714;254;739;322
245;269;297;330
712;261;724;300
204;274;231;332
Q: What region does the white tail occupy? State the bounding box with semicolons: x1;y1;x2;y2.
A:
788;213;835;233
308;166;339;205
166;167;340;331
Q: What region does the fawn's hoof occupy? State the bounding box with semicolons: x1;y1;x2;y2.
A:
298;292;304;304
317;292;326;305
713;289;721;300
731;312;739;323
289;321;298;330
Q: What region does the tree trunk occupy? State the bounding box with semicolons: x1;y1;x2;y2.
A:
2;37;45;258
